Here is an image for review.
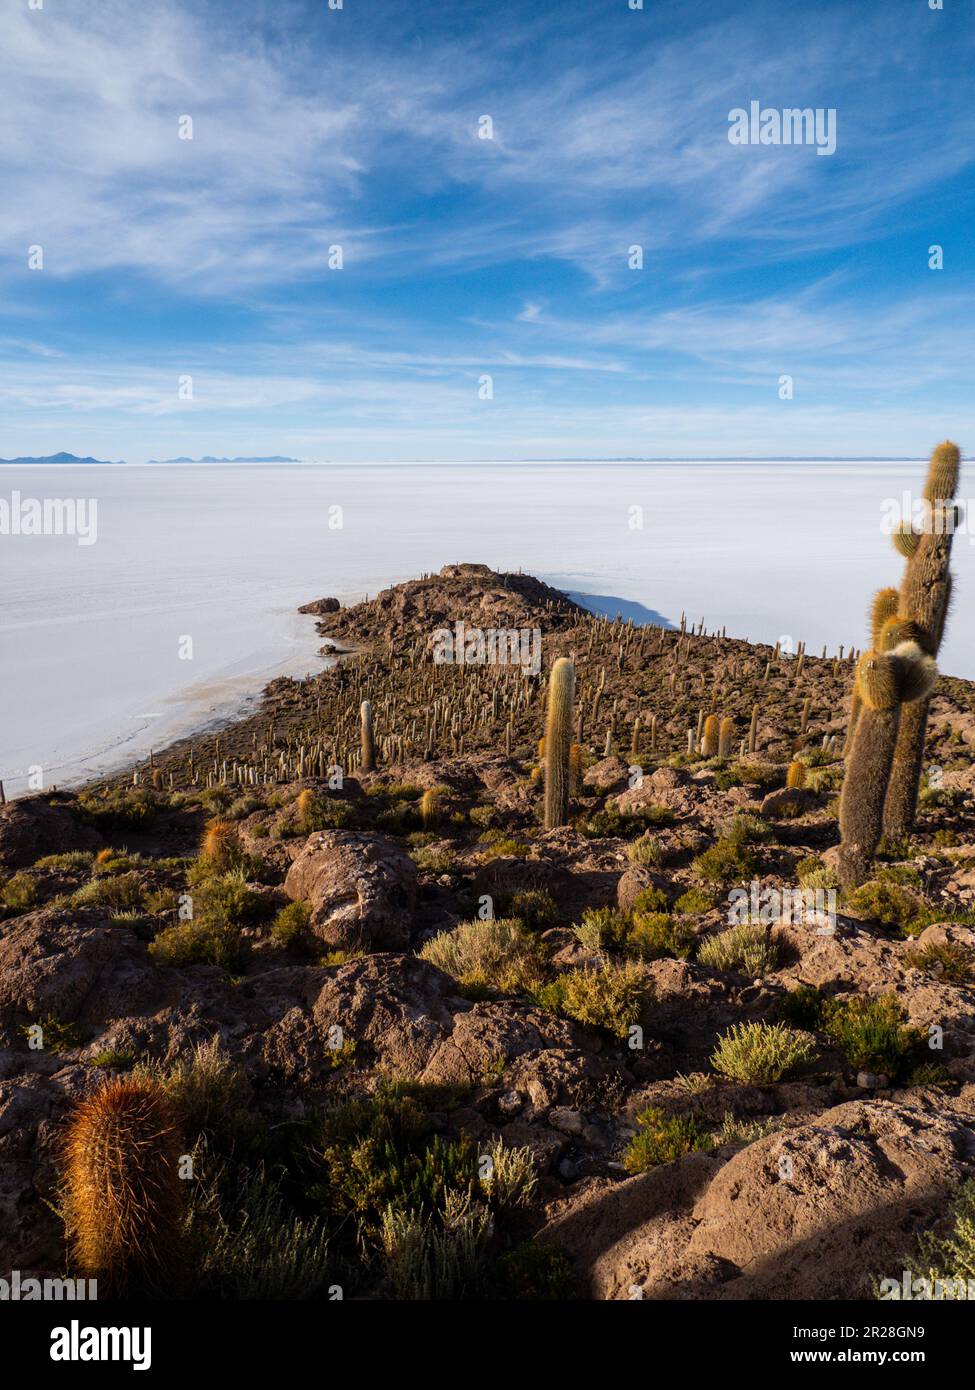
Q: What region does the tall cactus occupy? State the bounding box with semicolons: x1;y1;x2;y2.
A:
838;641;937;888
701;713;719;757
360;699;376;772
62;1077;187;1296
883;442;960;839
543;658;575;829
718;716;735;759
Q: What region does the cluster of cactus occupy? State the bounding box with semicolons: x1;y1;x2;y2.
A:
543;658;575;829
62;1077;187;1297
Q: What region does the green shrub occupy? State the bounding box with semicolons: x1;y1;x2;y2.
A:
692;838;758;884
149;918;251;971
673;887;716;915
148;1037;254;1144
719;814;772;846
630;886;670;914
2;870;39;910
534;961;652;1039
411;844;456;873
844;881;926;933
623;1107;713;1172
380;1191;491;1300
270;901;314;950
487;1243;575;1300
32;850;95;871
779;983;826;1029
508;889;559;932
72;870;145;911
627;833;666;867
78;787;160;831
821;994;922;1075
904;939;972;983
885;1180;975;1300
710;1021;817;1084
628;912;694;961
572;906;630;952
418;919;546;996
698;921;779;975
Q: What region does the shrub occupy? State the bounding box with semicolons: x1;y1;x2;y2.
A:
673;887;716;915
187;1159;334;1299
627;833;665;867
692;838;758;884
887;1180;975;1300
380;1190;491;1300
630;885;670;914
796;856;839;891
147;1038;253;1145
710;1021;817;1084
479;1138;538;1216
487;1243;575;1300
778;983;826;1029
2;870;39;910
698;921;779;975
572;906;630;952
78;788;160;831
270;901;314;950
411;844;456;874
33;850;95;872
508;889;559;932
904;939;972;983
623;1107;713;1172
844;881;926;933
627;912;694;961
534;961;652;1038
821;994;922;1075
73;871;145;911
719;814;772;846
418;919;546;996
149;918;250;971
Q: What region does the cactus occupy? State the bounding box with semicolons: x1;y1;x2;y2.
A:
420;787;441;829
200;820;241;870
838;642;937;888
62;1077;187;1296
748;705;758;754
543;658;575;829
883;442;960;839
701;713;720;757
718;716;735;759
786;759;807;791
360;699;376;772
569;742;585;797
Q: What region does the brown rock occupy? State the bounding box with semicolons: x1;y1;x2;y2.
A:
0;797;101;874
284;830;417;951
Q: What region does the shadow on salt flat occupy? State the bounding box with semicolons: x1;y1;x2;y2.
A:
567;590;675;629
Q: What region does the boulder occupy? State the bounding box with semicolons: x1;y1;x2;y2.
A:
284;831;417;951
0;798;101;874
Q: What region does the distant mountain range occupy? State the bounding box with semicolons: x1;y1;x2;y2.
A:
0;451;126;465
146;455;301;464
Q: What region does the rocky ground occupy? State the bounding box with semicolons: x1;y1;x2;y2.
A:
3;561;975;1300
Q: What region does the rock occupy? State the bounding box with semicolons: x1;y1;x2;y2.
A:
583;757;630;794
298;596;340;614
421;1003;578;1088
538;1098;975;1299
649;767;689;791
0;798;101;874
856;1071;890;1089
549;1107;585;1136
0;906;164;1026
283;831;417;951
498;1089;523;1116
616;867;667;914
759;787;813;818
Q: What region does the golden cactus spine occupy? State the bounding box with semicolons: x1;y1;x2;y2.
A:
62;1077;187;1296
883;442;960;839
543;658;575;830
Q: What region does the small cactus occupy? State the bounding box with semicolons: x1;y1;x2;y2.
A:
62;1077;187;1296
543;658;575;830
701;713;720;757
718;716;735;759
360;699;376;772
200;820;241;871
420;787;441;829
569;742;585;797
786;759;807;791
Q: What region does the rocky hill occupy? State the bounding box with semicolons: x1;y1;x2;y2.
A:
1;562;974;1301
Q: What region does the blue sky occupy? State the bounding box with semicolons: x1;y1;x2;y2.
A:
1;0;973;462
